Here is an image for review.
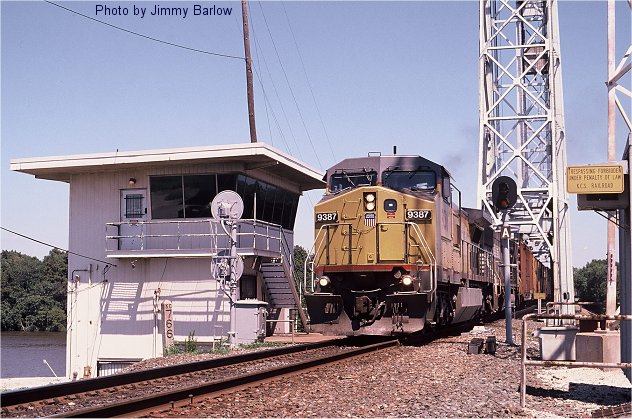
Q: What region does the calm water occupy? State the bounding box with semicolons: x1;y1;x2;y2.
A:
1;332;66;378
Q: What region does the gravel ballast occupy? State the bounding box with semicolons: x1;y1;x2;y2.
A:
146;318;631;418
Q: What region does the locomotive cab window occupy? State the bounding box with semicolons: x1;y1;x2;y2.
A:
329;170;377;192
382;170;436;192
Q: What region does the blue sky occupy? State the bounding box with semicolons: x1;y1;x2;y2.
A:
1;1;630;268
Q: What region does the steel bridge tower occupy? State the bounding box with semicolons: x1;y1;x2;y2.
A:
477;0;574;304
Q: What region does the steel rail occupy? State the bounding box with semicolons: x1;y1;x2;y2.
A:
591;402;632;418
54;339;400;418
0;339;340;407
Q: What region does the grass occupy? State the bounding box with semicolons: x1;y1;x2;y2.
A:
238;341;287;350
164;336;288;357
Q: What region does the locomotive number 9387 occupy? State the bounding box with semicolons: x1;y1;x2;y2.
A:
303;152;551;336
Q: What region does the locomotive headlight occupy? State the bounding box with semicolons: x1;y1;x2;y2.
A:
318;276;331;287
402;275;413;287
364;193;376;211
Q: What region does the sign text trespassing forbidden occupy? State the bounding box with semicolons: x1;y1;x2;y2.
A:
566;165;624;194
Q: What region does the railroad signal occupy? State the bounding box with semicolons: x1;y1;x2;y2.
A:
491;176;518;212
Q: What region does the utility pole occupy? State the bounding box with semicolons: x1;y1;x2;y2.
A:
605;0;617;319
241;0;257;143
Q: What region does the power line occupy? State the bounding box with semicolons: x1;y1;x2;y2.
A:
247;5;275;148
1;226;117;266
249;8;302;159
257;2;323;170
282;3;337;165
253;66;295;157
43;1;244;60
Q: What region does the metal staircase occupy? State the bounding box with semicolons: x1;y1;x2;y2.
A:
260;249;309;331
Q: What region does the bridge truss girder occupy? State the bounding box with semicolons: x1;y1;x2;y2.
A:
477;0;574;303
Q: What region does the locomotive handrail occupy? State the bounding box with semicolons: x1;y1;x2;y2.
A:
303;223;341;294
406;222;437;296
303;224;325;294
465;240;502;286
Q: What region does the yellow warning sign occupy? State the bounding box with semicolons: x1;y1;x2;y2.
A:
534;292;546;300
566;165;624;194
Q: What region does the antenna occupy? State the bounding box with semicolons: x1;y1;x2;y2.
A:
211;190;244;220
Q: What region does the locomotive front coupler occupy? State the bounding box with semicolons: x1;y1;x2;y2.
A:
359;301;386;327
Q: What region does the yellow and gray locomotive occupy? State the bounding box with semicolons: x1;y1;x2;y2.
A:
304;153;509;336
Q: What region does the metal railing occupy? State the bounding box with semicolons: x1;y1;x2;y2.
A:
520;312;632;408
543;301;603;325
105;218;288;254
275;232;309;331
460;240;500;284
107;218;308;329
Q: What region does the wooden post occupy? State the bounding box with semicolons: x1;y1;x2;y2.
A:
241;0;257;143
161;300;174;352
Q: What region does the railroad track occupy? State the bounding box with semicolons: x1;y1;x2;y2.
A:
1;338;398;418
592;402;632;418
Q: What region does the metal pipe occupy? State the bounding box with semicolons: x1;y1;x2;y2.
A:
266;319;295;344
43;359;58;377
545;301;601;324
521;313;529;408
525;360;632;368
502;220;513;345
528;313;630;321
606;0;617;321
228;220;238;348
545;301;599;311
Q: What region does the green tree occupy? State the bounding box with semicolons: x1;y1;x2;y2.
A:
292;245;312;332
1;249;68;331
41;249;68;305
293;245;309;288
573;259;620;313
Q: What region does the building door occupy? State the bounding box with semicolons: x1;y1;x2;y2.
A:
120;189;147;250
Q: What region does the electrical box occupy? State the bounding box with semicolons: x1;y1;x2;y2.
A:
577;184;629;211
234;300;268;344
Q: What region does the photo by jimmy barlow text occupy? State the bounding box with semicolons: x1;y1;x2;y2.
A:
95;4;233;19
